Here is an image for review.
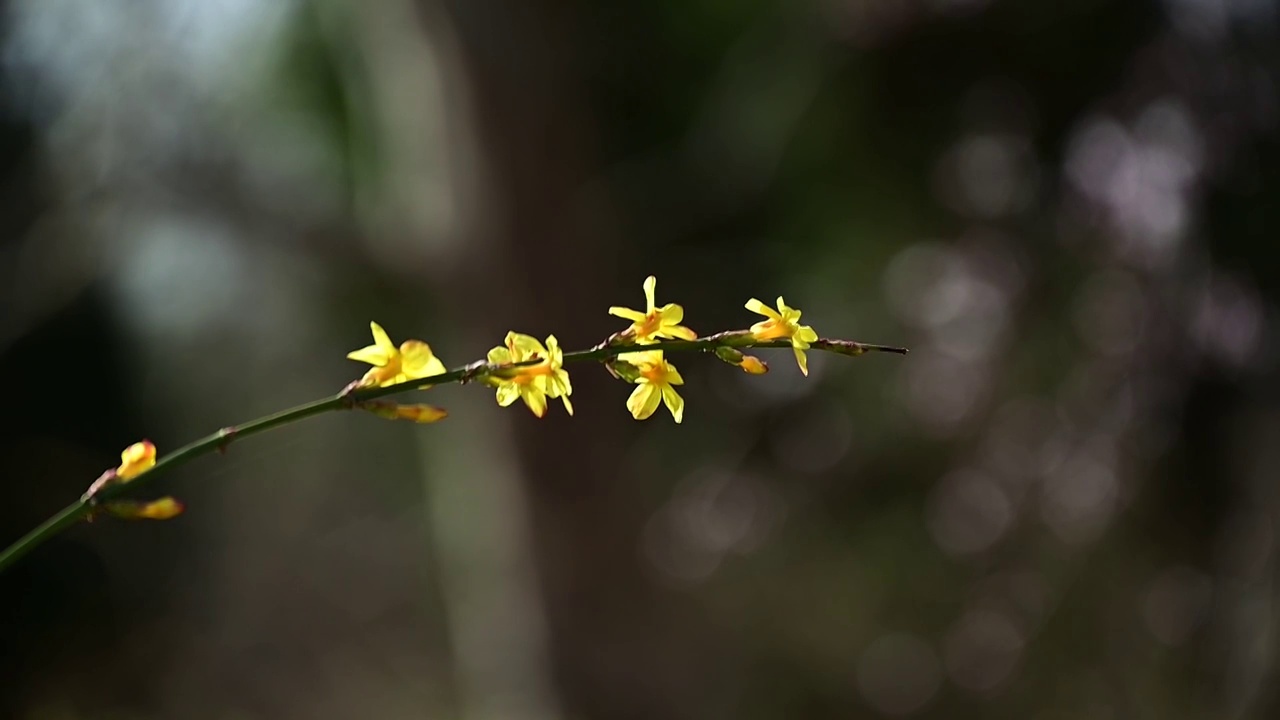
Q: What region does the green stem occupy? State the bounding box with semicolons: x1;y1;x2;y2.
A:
0;503;88;574
0;333;905;574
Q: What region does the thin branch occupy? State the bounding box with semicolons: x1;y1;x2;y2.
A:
0;334;905;574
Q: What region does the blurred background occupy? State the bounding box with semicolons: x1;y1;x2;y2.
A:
1;0;1278;718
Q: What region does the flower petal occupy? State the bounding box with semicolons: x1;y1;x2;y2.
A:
661;324;698;341
665;362;685;386
400;341;444;378
505;332;547;360
660;384;684;424
347;344;390;366
657;303;684;324
117;441;157;481
609;306;646;322
370;322;396;353
360;365;397;387
547;369;573;398
488;346;512;364
643;276;657;312
750;319;791;340
425;356;447;376
793;347;810;377
496;383;521;407
545;335;564;364
745;298;780;320
620;349;664;367
521;387;548;417
119;440;155;467
796;325;819;344
626;383;660;420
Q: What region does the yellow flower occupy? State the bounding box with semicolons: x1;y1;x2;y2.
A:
347;321;447;388
106;497;185;520
623;350;685;423
364;402;449;424
116;440;156;481
486;332;573;417
609;275;697;344
746;297;820;376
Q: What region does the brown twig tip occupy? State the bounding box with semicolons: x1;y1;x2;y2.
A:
216;427;239;454
868;344;909;355
810;339;909;357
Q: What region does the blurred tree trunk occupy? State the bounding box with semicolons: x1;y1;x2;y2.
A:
426;2;715;717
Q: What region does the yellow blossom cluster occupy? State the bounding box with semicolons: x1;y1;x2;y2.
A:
341;276;819;428
75;279;841;529
485;332;573;418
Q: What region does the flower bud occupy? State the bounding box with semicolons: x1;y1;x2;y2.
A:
116;441;157;482
105;497;185;520
713;346;745;364
363;402;448;424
